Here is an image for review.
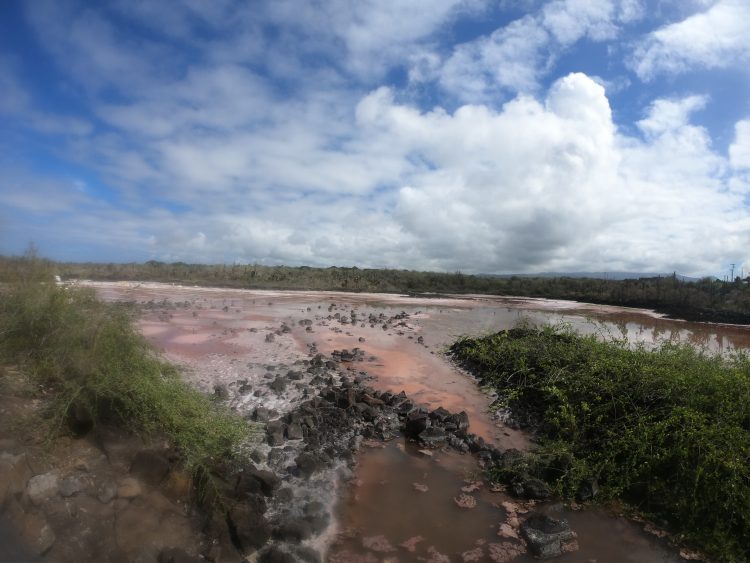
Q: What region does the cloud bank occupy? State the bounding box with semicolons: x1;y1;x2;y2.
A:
0;0;748;276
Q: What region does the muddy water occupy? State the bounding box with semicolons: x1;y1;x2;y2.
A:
332;442;680;563
84;282;750;562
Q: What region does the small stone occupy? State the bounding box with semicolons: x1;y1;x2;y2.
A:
117;477;143;499
413;482;429;493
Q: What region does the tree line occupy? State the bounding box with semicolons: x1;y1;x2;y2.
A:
2;255;749;324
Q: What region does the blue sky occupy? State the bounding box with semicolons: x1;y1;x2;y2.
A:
1;0;749;276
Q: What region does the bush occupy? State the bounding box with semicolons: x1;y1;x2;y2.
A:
0;257;250;471
450;326;750;562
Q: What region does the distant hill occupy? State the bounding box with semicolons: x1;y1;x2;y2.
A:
482;272;703;282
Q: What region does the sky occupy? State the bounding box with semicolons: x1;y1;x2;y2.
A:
1;0;749;277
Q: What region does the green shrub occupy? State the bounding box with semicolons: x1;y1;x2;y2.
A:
0;259;250;471
450;326;750;561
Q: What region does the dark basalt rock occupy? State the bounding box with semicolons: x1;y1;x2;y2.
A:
405;412;431;437
227;502;271;552
252;407;271;422
521;513;576;559
523;478;552;500
244;469;280;497
430;406;451;422
285;423;304;440
418;426;447;447
272;517;313;541
577;478;599;501
266;420;285;447
269;377;287;393
295;452;324;478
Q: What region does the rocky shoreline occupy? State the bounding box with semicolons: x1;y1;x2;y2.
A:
200;345;580;562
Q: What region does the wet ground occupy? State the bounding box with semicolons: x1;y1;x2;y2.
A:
86;281;750;562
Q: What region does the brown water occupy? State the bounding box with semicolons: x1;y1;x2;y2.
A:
331;442;680;563
85;282;750;562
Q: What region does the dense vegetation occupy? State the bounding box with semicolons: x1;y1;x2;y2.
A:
0;253;250;473
450;326;750;561
4;257;746;324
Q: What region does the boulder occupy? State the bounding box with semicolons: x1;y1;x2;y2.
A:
26;472;59;506
266;420;285;447
429;406;451;422
418;427;447;447
285;423;304;441
405;412;430;438
523;478;552;500
451;411;470;432
520;513;577;559
227;503;270;552
246;469;280;497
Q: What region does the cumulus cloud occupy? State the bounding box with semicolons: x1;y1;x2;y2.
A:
350;73;746;274
631;0;750;80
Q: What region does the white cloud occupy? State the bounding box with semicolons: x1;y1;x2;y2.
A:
631;0;750;80
5;1;749;275
730;120;750;169
435;0;643;102
439;16;551;99
636;95;708;138
351;73;746;274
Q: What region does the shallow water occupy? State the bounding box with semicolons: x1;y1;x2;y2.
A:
85;281;750;562
332;441;680;562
